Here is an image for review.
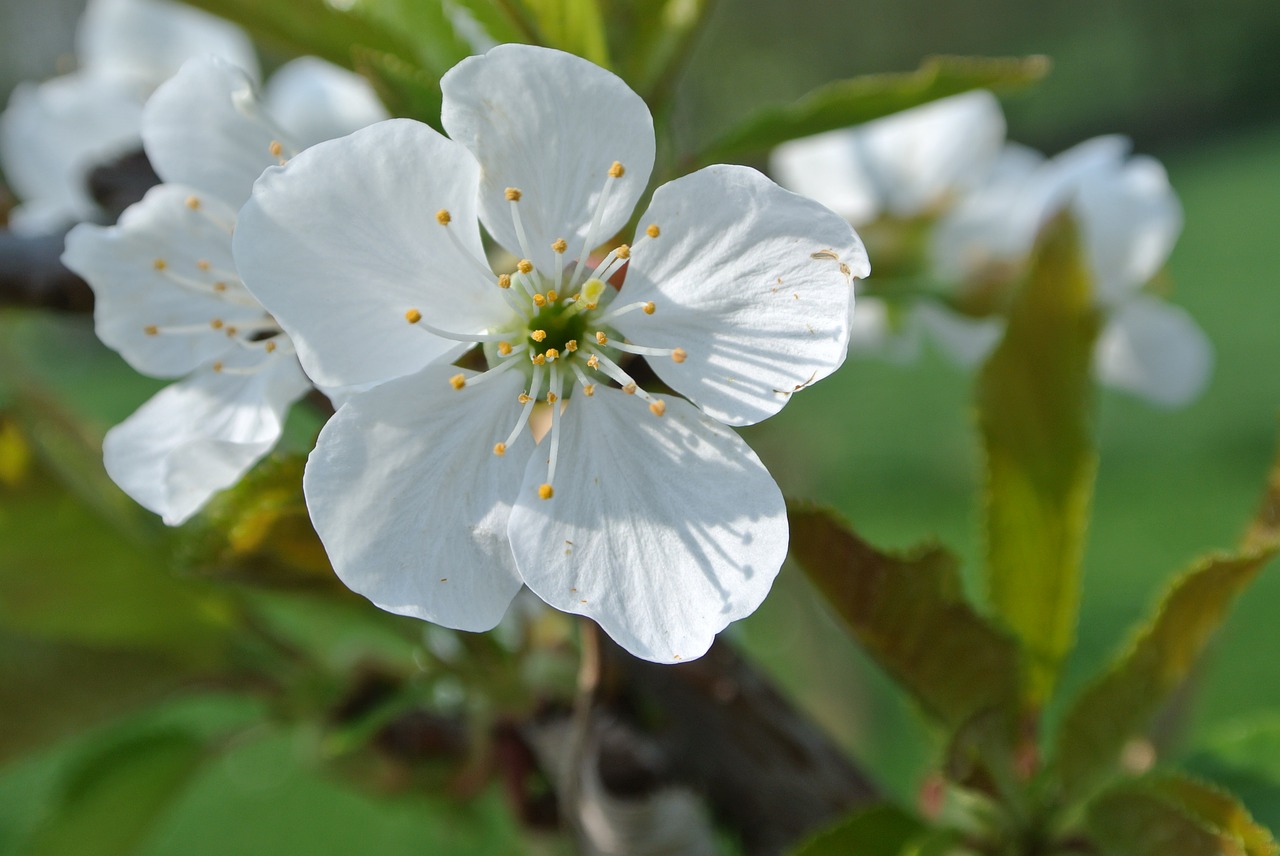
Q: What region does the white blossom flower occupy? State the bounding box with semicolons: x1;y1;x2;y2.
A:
932;136;1213;406
770;91;1006;362
233;44;867;663
62;55;388;525
1;0;256;233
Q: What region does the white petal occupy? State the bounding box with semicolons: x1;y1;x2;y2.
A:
142;56;289;209
440;44;654;271
769;129;881;226
304;365;533;631
510;388;786;663
104;354;309;525
617;165;866;426
234;119;512;390
62;184;266;378
77;0;259;92
1075;156;1181;304
1095;295;1212;407
913;302;1004;368
0;75;142;233
264;56;390;150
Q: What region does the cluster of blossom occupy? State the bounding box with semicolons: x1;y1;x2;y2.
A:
771;91;1212;407
2;3;869;663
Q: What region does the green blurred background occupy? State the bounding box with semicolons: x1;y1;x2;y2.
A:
2;0;1280;852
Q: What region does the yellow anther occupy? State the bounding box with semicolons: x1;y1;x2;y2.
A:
212;361;224;372
196;259;211;271
546;392;558;404
643;302;656;315
225;326;238;337
646;224;660;238
595;331;608;345
265;340;277;353
213;282;227;292
538;483;554;500
531;330;547;342
532;293;547;307
649;400;666;416
505;187;522;202
185;195;200;209
518;393;532;404
143;325;159;336
552;238;567;254
565;340;578;352
152;258;167;270
623;383;637;395
608;161;625;178
449;373;466;390
268;140;283;157
517;259;534;274
493;442;507;457
546;289;558;302
498;341;512;356
672;347;687;363
436;209;452;225
532;353;546;366
498;274;512;289
615;244;631;259
587;354;600;369
210;319;224;329
545;348;560;361
583;384;595;396
405;308;422;324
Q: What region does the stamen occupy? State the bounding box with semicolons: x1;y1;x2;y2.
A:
595;331;608;346
552;238;568;286
210;319;224;329
501;363;543;451
497;274;512;289
269;140;283;157
466;351;527;388
648;400;666;416
404;310;508;344
645;224;661;239
587;243;631;283
545;348;560;363
597;300;656;323
153;258;167;270
531;330;547;343
507;189;535;261
584;348;667;410
498;341;513;356
196;260;211;271
436;209;505;294
405;308;422;324
544;362;565;489
185;196;200;210
538;484;554;500
570;161;626;290
449;374;467;390
608;340;688;363
493;443;507;457
532;293;547;308
570;361;594;392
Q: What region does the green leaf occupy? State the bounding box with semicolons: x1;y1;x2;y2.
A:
977;212;1100;707
1187;715;1280;834
1086;772;1279;856
351;46;445;131
616;0;715;106
787;503;1021;732
180;0;419;71
25;729;211;856
693;54;1049;165
1053;442;1280;802
446;0;533;44
520;0;611;67
790;804;926;856
352;0;471;75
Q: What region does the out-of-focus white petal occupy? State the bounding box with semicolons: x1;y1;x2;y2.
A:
440;44;654;271
235;119;512;390
304;365;532;631
769;129;880;226
63;184;264;378
142;56;290;209
509;388;786;664
1095;295;1212;407
264;56;390;150
846;296;923;363
1075;156;1182;305
77;0;259;92
103;353;308;525
0;75;142;233
913;302;1004;368
617;165;865;427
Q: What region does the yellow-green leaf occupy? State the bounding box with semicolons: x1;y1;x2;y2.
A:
521;0;611;67
694;54;1049;165
977;212;1100;707
790;804;925;856
788;503;1021;731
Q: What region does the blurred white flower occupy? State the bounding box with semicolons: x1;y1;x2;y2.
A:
1;0;256;233
62;55;388;525
234;44;866;663
933;136;1213;406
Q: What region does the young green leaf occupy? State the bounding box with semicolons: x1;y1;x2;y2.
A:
520;0;612;67
1186;714;1280;833
693;54;1049;165
1052;443;1280;801
446;0;534;44
351;46;445;131
790;804;926;856
787;503;1021;732
351;0;473;75
25;729;211;856
1085;772;1279;856
977;212;1100;708
616;0;716;107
